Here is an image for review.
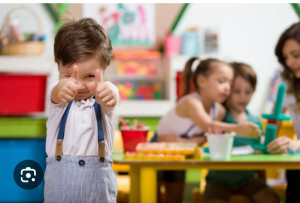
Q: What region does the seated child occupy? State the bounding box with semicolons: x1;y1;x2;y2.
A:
204;62;279;203
156;58;261;203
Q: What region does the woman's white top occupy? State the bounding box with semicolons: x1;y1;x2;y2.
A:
46;80;119;158
157;92;218;138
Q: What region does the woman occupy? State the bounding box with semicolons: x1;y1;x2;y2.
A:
267;22;300;202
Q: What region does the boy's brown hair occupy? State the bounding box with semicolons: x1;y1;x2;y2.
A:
54;18;112;68
230;62;257;91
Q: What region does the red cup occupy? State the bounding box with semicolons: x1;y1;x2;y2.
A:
120;129;148;152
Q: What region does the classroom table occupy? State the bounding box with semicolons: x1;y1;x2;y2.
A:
113;150;300;203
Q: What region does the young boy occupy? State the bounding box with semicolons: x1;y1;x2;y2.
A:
204;62;279;203
44;18;119;202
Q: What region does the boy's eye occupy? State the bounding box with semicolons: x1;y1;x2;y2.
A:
86;75;95;78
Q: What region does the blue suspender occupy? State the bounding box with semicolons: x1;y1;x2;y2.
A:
55;100;105;162
93;101;105;142
57;102;73;140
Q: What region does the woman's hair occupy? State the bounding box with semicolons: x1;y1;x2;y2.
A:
181;57;230;96
230;62;257;91
275;22;300;106
54;18;113;68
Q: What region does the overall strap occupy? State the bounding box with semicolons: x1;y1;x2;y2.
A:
180;124;195;138
55;101;73;161
57;102;73;140
55;100;105;162
94;101;105;162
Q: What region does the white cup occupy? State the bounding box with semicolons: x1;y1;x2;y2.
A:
206;133;235;160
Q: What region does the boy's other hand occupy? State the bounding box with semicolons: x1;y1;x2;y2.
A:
95;69;117;108
57;65;79;103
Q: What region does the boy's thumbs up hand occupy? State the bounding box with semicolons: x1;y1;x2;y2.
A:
95;69;117;108
57;65;79;103
71;65;78;81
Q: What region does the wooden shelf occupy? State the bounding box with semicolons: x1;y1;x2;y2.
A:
0;56;56;74
115;100;174;117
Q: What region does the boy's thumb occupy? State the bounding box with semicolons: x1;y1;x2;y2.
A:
95;69;103;83
72;65;78;80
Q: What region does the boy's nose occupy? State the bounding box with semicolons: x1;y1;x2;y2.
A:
77;80;85;90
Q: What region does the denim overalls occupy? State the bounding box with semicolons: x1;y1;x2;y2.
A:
44;101;117;203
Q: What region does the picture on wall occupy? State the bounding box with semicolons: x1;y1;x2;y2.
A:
82;3;155;46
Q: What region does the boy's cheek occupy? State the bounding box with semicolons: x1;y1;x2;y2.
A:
90;83;98;94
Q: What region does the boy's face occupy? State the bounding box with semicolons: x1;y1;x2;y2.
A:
228;76;254;113
58;55;104;100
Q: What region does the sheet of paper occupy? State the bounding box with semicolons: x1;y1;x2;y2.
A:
231;145;256;155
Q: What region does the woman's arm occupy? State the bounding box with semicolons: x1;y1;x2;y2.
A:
176;97;260;138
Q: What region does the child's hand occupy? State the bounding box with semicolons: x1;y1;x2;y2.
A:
55;65;79;104
236;122;261;139
95;69;117;108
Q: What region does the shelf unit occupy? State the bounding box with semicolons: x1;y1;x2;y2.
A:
115;100;174;118
113;55;193;118
0;56;52;201
0;56;57;81
0;55;198;119
0;56;57;116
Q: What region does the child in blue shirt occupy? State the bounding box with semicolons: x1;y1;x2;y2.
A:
205;62;279;203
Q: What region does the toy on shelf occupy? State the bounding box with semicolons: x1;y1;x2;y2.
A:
111;51;164;100
118;82;162;100
114;51;161;77
251;83;291;154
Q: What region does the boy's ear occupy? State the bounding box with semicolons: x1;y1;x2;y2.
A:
196;74;207;89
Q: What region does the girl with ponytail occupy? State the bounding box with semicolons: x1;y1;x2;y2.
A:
156;57;261;203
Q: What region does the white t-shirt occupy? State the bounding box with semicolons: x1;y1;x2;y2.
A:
157;92;218;138
46;80;119;158
275;76;300;138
